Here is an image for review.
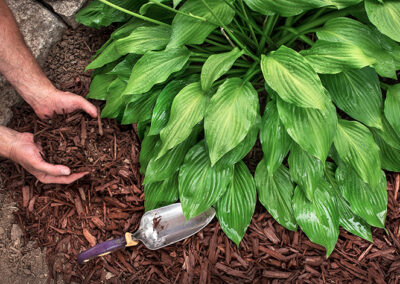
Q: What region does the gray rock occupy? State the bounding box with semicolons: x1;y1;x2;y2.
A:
5;0;67;65
43;0;88;29
0;0;66;126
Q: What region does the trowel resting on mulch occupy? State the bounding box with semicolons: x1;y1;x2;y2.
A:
77;203;215;264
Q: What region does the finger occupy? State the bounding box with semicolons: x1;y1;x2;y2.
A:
39;172;89;184
34;159;71;176
72;95;98;118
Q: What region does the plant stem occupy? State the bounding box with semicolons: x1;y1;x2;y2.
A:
204;39;231;50
278;26;315;46
238;0;258;46
200;0;259;62
149;0;208;22
258;16;277;54
244;62;260;82
98;0;169;27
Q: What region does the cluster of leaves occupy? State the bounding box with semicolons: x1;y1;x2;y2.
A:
77;0;400;256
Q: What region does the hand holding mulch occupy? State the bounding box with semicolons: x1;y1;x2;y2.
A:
0;91;98;184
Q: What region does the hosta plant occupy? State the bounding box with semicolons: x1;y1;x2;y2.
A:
77;0;400;256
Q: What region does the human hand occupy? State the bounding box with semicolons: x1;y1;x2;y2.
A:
29;87;98;120
7;130;88;184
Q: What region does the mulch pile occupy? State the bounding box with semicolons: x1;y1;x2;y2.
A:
1;25;400;283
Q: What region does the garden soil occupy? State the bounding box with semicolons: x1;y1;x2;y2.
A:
1;26;400;283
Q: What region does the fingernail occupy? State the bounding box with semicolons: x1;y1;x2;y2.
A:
61;168;71;175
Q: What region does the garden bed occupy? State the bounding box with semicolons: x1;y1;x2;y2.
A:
0;25;400;284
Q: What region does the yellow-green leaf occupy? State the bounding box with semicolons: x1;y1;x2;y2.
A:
365;0;400;42
201;48;244;91
333;119;381;187
262;46;330;111
168;0;235;48
301;40;375;74
204;78;259;165
277;97;337;162
124;47;190;95
159;82;209;158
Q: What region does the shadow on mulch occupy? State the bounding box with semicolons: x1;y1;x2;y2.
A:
0;25;400;283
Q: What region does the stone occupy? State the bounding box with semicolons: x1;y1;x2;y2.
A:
5;0;67;65
43;0;88;29
10;224;23;247
0;0;66;126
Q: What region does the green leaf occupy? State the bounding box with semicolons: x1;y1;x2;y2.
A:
292;182;339;257
365;0;400;42
87;74;117;100
76;0;145;28
144;127;200;184
88;25;171;70
336;165;387;228
216;161;256;246
139;0;169;15
260;100;291;174
321;67;383;129
201;48;244;91
371;116;400;150
372;130;400;172
107;54;141;82
93;19;146;57
148;80;187;136
204;78;259;165
255;161;297;231
116;25;171;55
317;17;398;78
243;0;362;17
145;173;179;211
384;84;400;136
179;142;233;220
277;97;337;162
168;0;235;48
324;162;373;242
334;119;381;188
159;82;209;157
139;134;161;175
289;143;324;201
215;117;260;170
124;47;191;95
301;40;375;74
101;78;128;118
262;46;330;111
121;89;161;124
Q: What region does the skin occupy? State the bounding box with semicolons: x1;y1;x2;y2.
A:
0;0;98;184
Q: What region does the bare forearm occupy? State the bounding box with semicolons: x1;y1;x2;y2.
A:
0;0;55;108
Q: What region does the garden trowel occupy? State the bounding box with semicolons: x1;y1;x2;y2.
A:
77;203;215;264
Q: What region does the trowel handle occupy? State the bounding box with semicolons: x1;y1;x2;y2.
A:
77;236;126;264
77;233;139;264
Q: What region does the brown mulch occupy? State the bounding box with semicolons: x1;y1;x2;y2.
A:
0;26;400;283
